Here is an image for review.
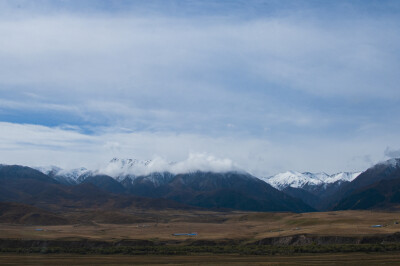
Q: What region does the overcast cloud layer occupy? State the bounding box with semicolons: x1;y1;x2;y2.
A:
0;0;399;176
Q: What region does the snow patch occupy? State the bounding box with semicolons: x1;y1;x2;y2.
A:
35;165;91;183
262;171;361;190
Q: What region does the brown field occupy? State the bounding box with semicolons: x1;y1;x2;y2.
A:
1;252;400;265
0;210;399;242
2;210;400;264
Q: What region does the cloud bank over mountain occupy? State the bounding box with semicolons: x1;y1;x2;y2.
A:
99;154;239;177
0;121;397;176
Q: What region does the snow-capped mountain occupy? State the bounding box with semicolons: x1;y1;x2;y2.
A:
259;170;362;210
324;172;361;184
35;158;362;191
35;166;92;185
0;163;314;213
262;171;361;191
35;158;171;185
99;158;153;181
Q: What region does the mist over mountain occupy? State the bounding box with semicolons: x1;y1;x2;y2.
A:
99;155;240;178
33;155;243;185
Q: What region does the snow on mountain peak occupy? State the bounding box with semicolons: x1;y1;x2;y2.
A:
262;171;361;190
324;172;361;183
57;167;90;181
263;171;323;190
34;165;92;184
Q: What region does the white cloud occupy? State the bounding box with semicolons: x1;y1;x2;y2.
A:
98;153;238;177
170;153;237;174
0;122;397;177
1;13;397;137
384;147;400;159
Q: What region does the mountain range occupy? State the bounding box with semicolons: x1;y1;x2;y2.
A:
261;171;361;210
34;159;362;211
263;171;361;190
2;160;313;213
1;157;400;213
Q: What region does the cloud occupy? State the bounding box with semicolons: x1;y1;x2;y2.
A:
170;153;237;174
98;153;239;177
384;147;400;159
0;2;399;176
0;11;398;140
0;122;398;177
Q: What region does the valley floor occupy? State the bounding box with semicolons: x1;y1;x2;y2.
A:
2;210;400;265
1;210;400;242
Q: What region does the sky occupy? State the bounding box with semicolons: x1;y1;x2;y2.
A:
0;0;400;176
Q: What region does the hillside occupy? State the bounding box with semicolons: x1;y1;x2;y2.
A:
334;178;400;211
329;158;400;210
0;202;68;225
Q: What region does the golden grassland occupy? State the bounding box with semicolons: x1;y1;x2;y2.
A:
1;210;399;242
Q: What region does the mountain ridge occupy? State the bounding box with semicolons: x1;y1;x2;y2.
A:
262;171;361;190
33;158;362;191
2;162;314;213
12;157;400;212
332;158;400;210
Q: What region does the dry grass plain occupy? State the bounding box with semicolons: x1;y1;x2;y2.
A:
1;210;400;242
2;210;400;265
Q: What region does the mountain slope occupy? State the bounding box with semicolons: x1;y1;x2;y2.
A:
282;187;320;209
333;178;400;210
333;158;400;210
0;165;59;184
0;202;69;225
35;166;92;185
1;163;314;212
81;175;126;194
329;159;400;209
0;165;194;212
0;165;61;202
123;171;314;212
340;158;400;195
261;171;361;210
